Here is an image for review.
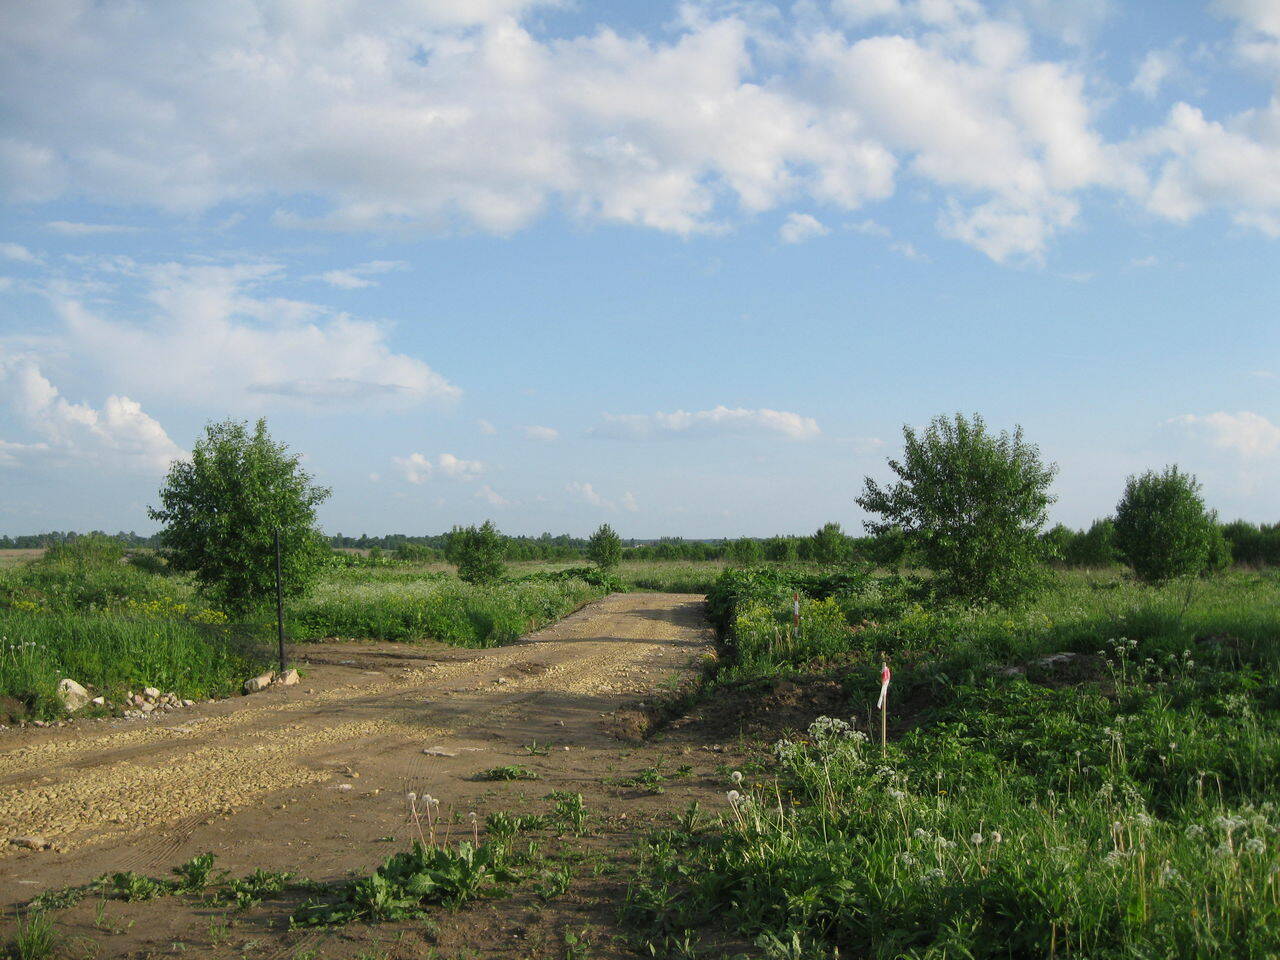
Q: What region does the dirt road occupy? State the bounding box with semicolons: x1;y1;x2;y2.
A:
1;593;729;958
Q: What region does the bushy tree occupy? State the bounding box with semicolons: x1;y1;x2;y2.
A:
1062;518;1118;567
587;523;623;572
725;537;763;566
810;522;851;566
447;520;506;584
149;419;331;614
763;535;799;563
857;413;1057;605
1114;467;1222;583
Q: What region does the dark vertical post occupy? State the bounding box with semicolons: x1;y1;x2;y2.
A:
274;527;287;672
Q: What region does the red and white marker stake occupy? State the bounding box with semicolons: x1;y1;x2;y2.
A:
792;592;801;639
877;660;891;751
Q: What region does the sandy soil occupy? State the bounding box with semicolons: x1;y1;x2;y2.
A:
0;592;750;958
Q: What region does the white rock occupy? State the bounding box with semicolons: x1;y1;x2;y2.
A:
278;668;300;686
243;672;275;694
143;686;161;699
181;699;194;707
57;678;92;711
89;696;106;707
422;746;457;757
139;702;155;713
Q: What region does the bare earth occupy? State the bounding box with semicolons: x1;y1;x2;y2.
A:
0;593;750;958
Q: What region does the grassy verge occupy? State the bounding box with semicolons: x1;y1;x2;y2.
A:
626;567;1280;957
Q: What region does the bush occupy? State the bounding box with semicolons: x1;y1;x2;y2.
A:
857;413;1057;605
149;419;332;615
587;523;622;573
1062;518;1118;567
1114;466;1220;584
809;522;851;566
447;521;506;585
724;538;762;566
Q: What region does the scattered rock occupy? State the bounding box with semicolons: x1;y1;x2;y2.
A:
422;746;458;757
9;836;51;851
181;699;194;707
277;668;300;687
243;672;275;694
143;686;161;700
139;702;155;714
89;696;106;707
57;678;92;711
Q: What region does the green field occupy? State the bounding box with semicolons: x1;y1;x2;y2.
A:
627;565;1280;957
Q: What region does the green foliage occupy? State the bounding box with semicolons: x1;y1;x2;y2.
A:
587;523;623;573
1222;520;1280;567
1114;466;1220;584
474;764;540;781
7;910;56;960
292;841;518;925
809;522;851;566
218;869;295;909
763;536;800;563
150;419;332;614
630;567;1280;957
172;852;224;892
858;413;1057;605
447;520;507;585
1063;517;1118;567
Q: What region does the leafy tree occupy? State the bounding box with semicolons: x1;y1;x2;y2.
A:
810;522;851;566
1062;518;1118;567
763;535;799;563
1114;467;1222;583
149;419;331;614
857;413;1057;605
447;520;506;584
725;537;762;566
587;523;623;573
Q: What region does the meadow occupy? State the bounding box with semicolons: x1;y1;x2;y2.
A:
627;566;1280;958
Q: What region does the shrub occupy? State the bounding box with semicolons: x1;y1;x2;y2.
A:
446;521;506;585
149;419;332;615
1063;518;1118;567
587;523;622;573
1114;466;1220;584
857;413;1057;605
724;538;762;566
809;522;851;566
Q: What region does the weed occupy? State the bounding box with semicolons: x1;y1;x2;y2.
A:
536;865;574;900
7;910;56;960
218;869;294;909
474;764;539;781
523;740;551;756
172;852;224;892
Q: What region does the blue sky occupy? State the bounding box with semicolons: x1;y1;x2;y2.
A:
1;0;1278;538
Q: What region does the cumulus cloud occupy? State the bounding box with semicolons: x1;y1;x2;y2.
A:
522;425;559;441
392;451;485;484
0;357;182;471
314;260;407;290
566;481;637;512
475;484;510;507
779;212;829;243
0;242;39;264
43;258;458;408
592;405;820;441
1132;49;1177;99
1172;411;1280;457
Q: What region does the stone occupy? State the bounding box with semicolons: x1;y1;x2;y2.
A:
139;702;155;713
143;687;161;700
243;672;275;694
9;836;51;851
181;699;194;708
422;746;458;757
89;696;106;707
57;678;92;711
278;668;300;686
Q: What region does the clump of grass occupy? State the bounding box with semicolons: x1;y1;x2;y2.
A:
474;765;540;781
6;910;56;960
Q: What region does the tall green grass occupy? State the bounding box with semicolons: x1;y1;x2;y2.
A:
629;568;1280;957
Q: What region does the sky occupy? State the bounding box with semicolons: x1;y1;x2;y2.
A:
1;0;1278;539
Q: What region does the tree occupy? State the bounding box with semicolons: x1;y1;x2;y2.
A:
810;522;851;566
1114;467;1222;584
587;523;622;572
763;535;799;563
857;413;1057;605
1062;518;1118;567
149;419;331;614
447;520;506;584
725;537;762;566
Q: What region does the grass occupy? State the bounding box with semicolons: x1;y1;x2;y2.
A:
626;567;1280;957
619;561;725;594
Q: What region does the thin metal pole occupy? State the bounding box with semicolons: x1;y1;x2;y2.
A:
274;528;287;672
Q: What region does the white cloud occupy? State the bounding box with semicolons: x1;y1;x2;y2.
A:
1173;411;1280;457
0;242;39;264
0;357;182;471
1132;49;1176;99
43;258;459;408
779;212;829;243
522;425;559;441
567;480;637;512
45;220;140;236
314;260;407;290
392;452;484;483
1215;0;1280;38
592;405;820;441
478;419;497;435
475;484;510;507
